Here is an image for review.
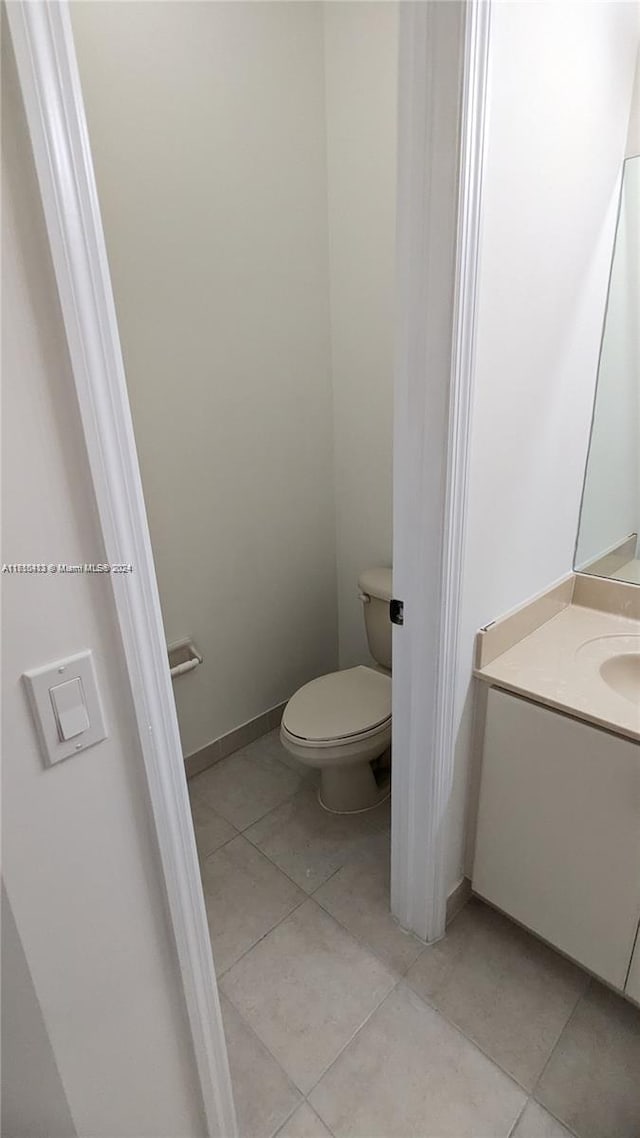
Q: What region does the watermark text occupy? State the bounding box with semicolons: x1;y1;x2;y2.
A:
2;563;133;575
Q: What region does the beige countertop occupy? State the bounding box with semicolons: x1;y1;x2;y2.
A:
475;575;640;742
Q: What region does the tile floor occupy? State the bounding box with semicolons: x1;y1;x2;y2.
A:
188;729;640;1138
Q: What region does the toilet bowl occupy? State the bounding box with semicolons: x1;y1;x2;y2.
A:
280;568;393;814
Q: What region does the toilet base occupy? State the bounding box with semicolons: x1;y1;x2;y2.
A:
318;760;390;814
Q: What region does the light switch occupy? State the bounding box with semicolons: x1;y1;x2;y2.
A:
50;677;90;740
23;650;107;766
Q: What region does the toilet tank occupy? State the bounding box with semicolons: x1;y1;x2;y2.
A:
358;568;393;671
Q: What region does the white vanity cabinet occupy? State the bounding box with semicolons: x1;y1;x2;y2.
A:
472;687;640;991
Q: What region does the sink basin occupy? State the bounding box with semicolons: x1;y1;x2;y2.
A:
575;634;640;709
599;653;640;704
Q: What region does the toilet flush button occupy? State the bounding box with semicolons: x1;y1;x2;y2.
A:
23;650;107;766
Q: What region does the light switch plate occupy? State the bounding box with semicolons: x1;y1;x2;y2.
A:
23;650;107;766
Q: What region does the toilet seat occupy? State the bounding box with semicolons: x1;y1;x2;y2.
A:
282;665;391;747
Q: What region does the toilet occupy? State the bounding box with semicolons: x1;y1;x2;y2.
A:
280;568;392;814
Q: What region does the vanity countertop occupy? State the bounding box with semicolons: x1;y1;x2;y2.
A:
474;575;640;742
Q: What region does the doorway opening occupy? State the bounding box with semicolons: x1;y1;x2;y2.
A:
8;0;487;1132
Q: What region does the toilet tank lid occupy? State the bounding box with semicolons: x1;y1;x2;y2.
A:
358;568;392;603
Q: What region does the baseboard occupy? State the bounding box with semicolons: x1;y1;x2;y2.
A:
446;876;472;925
185;701;287;780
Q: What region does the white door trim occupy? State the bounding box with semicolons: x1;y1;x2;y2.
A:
5;4;237;1135
391;0;491;942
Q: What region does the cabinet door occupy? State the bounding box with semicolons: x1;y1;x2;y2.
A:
472;688;640;990
626;928;640;1004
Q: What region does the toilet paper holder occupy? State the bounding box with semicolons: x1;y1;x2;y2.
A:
168;638;203;679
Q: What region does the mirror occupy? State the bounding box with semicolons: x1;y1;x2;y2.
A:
575;154;640;585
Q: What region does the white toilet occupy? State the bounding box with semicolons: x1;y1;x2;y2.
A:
280;568;392;814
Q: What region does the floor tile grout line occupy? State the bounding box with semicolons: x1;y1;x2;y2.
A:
192;735;388;1133
192;748;316;989
307;861;344;897
298;1100;337;1138
507;1095;581;1138
191;744;405;1013
239;778;389;841
221;921;400;1110
231;743;316;789
301;974;403;1105
189;734;310;828
217;888;394;993
397;977;535;1100
194;746;433;1117
311;880;425;980
527;978;593;1138
266;1097;300;1138
222;841;414;1001
217;883;592;1138
505;1096;529;1138
229;956;574;1138
303;891;413;978
240;824;345;902
530;975;592;1103
543;1107;581;1138
505;1096;581;1138
224;787;391;901
220;993;305;1138
193;777;304;840
304;976;530;1134
197;801;320;900
390;908;599;1103
196;828;239;863
199;830;308;904
193;738;600;1138
192;737;391;887
200;812;393;921
274;1101;337;1138
218;888;402;1109
216;890;309;982
216;868;426;1119
401;915;594;1098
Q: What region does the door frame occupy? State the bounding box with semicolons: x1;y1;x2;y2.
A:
7;0;490;1132
391;1;490;941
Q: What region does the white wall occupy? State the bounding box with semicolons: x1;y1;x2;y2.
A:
1;889;77;1138
70;1;339;758
324;3;397;668
575;154;640;567
446;1;640;891
70;1;397;752
1;31;206;1136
